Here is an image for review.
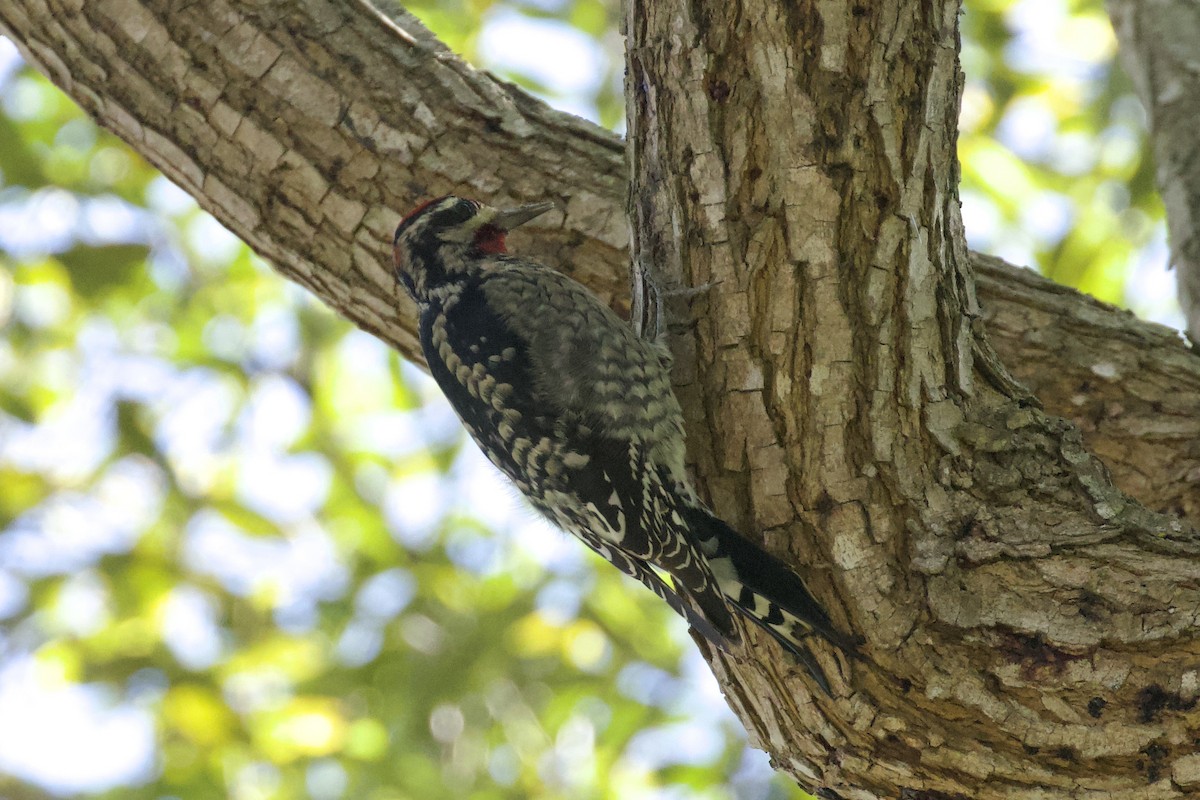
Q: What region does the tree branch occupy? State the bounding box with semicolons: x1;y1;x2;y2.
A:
1110;0;1200;343
3;0;1200;794
0;0;629;355
977;254;1200;521
0;0;1192;517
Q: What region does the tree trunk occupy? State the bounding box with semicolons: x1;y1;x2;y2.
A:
622;0;1200;795
2;0;1198;796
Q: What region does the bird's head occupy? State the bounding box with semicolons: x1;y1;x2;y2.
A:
393;195;553;301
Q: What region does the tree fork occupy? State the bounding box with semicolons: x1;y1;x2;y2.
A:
1;0;1199;794
0;0;1193;512
623;0;1200;795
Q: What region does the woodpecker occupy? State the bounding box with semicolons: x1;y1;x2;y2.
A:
393;195;856;692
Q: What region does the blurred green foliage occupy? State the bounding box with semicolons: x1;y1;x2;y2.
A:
959;0;1164;309
0;0;1174;799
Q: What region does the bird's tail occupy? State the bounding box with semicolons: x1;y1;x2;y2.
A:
678;504;857;693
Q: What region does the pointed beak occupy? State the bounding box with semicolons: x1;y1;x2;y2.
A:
491;202;554;231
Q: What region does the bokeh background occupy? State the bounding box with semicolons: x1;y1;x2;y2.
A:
0;0;1185;798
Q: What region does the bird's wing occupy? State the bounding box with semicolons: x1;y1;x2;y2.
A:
423;277;738;644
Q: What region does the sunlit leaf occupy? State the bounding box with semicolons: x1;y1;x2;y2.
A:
344;717;390;761
0;467;46;520
254;696;348;761
163;683;238;747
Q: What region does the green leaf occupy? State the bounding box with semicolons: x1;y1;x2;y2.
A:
58;244;149;298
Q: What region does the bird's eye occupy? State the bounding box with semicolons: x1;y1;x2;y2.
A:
454;199;478;218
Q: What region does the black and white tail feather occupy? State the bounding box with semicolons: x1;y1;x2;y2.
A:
680;504;858;693
393;195;858;695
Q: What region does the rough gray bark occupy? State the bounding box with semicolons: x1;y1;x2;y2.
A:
975;254;1199;523
0;0;1191;516
1;0;1198;795
1110;0;1200;343
623;1;1199;795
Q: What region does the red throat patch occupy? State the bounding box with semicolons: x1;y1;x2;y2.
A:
474;224;508;254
